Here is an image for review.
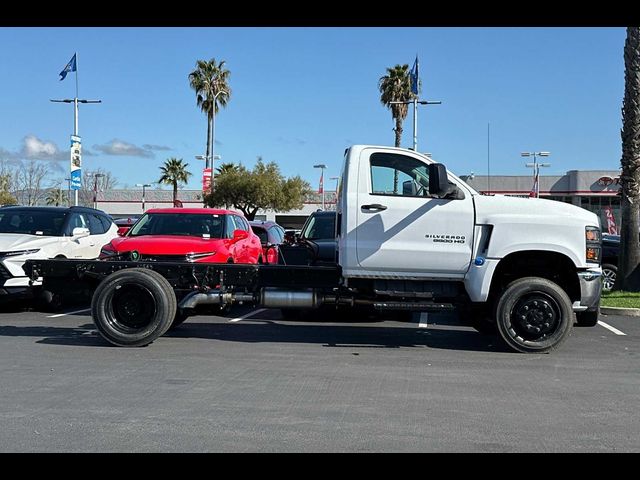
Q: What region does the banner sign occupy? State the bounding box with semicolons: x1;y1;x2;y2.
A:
202;168;212;192
70;134;82;190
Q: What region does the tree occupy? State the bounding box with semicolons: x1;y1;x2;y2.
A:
45;188;67;206
205;158;311;220
158;157;192;203
616;27;640;291
188;58;231;165
216;162;239;175
12;159;49;206
379;64;416;148
379;64;417;192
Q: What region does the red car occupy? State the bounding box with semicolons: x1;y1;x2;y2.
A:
99;208;263;263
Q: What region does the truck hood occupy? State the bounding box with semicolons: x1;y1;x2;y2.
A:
0;234;59;252
110;235;226;255
472;194;601;268
473;194;599;227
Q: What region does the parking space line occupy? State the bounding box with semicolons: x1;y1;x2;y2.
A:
47;308;91;318
597;320;627;336
228;308;268;323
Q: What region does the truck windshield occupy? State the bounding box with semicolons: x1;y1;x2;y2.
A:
128;213;225;238
0;210;67;236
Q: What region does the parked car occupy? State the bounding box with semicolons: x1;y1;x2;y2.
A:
249;220;286;264
0;205;118;303
99;208;263;264
601;234;620;292
114;217;139;236
298;210;337;265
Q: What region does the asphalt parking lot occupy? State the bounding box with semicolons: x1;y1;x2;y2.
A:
0;303;638;452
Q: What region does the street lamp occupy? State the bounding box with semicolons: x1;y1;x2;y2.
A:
389;99;441;151
521;151;551;198
92;173;105;209
330;176;339;204
209;88;228;196
136;183;152;212
314;164;327;210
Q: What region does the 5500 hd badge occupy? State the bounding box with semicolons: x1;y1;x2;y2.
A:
425;234;466;244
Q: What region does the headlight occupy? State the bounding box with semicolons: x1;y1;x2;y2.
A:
99;246;117;259
0;249;41;257
585;226;601;264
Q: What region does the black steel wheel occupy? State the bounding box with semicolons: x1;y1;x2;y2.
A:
495;277;573;353
91;268;176;347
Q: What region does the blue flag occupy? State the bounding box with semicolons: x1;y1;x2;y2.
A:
410;56;419;95
59;54;77;81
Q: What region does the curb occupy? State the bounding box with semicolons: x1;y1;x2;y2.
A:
600;306;640;317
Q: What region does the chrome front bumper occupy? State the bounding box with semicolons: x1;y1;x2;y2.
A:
572;268;602;312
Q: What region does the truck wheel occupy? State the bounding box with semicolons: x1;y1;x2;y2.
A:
495;277;573;353
575;309;599;327
91;268;177;347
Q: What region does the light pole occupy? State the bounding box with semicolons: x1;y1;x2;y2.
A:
330;176;339;205
92;173;105;209
389;98;441;151
136;183;152;213
521;151;551;198
92;173;104;209
50;97;101;207
210;89;228;196
314;164;327;210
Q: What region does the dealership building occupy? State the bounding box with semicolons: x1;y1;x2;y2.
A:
460;169;622;233
95;168;622;232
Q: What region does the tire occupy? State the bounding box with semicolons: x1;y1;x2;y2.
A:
601;264;617;292
91;268;177;347
575;309;599;327
495;277;573;353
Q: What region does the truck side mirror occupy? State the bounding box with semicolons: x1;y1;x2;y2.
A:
402;180;417;196
428;163;449;197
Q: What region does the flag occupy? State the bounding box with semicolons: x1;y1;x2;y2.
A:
604;206;618;235
410;56;419;95
59;54;77;81
318;171;324;194
529;174;539;198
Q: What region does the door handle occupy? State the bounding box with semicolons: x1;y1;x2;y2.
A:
361;204;387;211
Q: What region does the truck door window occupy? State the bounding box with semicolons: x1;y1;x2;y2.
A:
369;152;430;197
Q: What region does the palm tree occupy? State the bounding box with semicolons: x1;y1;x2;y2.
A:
379;64;416;148
188;59;232;165
216;162;238;175
379;63;417;192
158;157;192;203
45;188;67;206
616;27;640;291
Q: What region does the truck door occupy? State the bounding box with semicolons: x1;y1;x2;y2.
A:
355;148;474;278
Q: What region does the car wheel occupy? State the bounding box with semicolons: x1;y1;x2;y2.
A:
602;264;617;292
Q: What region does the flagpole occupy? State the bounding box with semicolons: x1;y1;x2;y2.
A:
413;98;418;151
75;51;79;99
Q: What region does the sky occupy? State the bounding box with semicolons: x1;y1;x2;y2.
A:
0;27;628;191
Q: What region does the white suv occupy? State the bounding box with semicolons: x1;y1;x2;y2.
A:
0;206;119;303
